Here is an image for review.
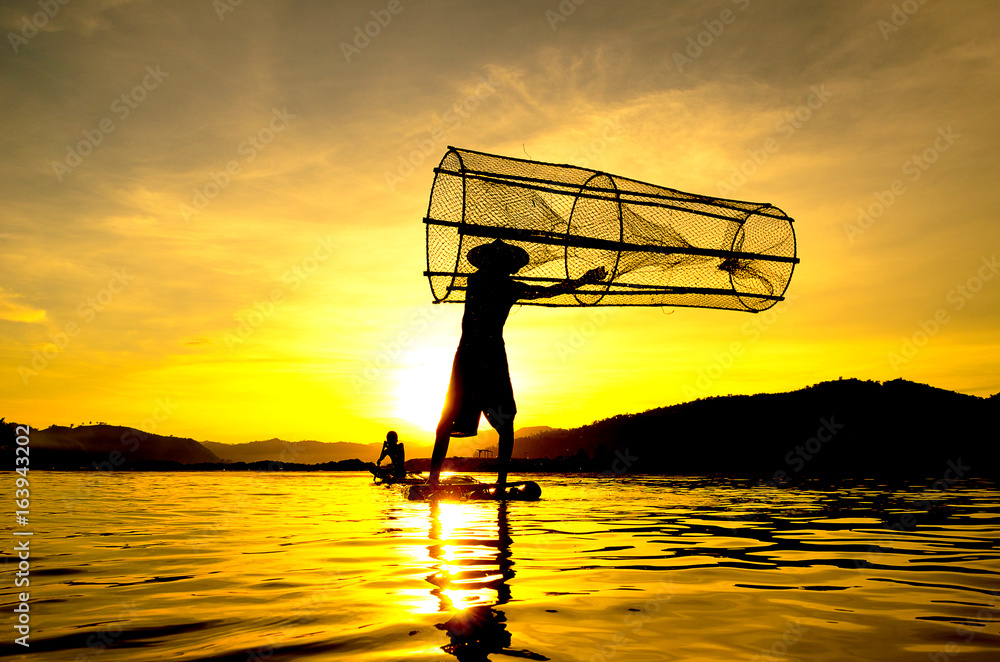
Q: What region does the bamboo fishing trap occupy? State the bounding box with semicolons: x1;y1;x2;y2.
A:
424;147;798;312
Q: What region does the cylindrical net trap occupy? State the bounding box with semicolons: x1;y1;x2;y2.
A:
425;147;798;312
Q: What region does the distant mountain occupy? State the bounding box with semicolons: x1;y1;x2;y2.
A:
202;429;556;464
513;378;998;478
3;379;997;477
14;424;221;469
202;439;384;464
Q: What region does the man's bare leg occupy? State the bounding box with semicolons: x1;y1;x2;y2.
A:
428;423;451;487
496;419;514;488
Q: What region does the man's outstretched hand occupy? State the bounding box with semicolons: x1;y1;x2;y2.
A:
531;266;609;299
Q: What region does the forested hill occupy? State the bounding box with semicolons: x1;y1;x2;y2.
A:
2;379;996;477
4;423;220;469
512;379;998;479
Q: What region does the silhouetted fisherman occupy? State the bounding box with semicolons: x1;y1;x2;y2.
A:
377;430;406;480
428;239;605;488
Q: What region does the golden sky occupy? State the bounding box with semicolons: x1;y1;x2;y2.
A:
2;0;998;445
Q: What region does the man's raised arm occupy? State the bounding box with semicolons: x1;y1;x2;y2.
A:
516;267;607;301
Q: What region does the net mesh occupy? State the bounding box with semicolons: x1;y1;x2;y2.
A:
426;147;798;312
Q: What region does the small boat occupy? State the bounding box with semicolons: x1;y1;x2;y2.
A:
407;478;541;501
370;466;426;485
372;467;541;500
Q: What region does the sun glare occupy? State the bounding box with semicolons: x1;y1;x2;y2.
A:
393;346;455;431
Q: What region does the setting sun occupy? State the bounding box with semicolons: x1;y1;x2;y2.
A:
393;346;455;432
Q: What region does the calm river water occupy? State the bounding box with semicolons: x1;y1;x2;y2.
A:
1;472;998;661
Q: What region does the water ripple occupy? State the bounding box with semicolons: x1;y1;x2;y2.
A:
0;472;997;661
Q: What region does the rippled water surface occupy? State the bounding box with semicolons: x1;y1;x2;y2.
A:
2;472;999;661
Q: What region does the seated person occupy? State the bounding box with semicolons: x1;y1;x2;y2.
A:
376;430;406;480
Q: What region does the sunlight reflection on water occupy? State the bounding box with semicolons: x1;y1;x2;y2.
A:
1;472;998;661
